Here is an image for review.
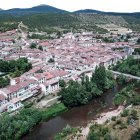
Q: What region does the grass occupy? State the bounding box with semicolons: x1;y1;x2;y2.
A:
41;103;68;121
121;109;129;117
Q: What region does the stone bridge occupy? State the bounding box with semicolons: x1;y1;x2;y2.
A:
108;70;140;81
76;68;140;81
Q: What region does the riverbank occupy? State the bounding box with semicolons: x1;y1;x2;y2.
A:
54;83;140;140
0;103;68;140
80;105;124;139
89;105;140;140
64;104;140;140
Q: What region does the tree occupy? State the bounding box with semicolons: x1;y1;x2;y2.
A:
0;77;10;88
90;83;103;97
59;80;89;107
137;38;140;44
93;65;107;91
0;58;32;78
131;128;140;140
111;57;140;77
30;43;37;49
10;70;21;78
117;74;127;85
87;132;100;140
48;58;55;63
38;46;43;51
59;79;66;88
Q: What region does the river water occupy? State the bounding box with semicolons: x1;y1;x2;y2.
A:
21;85;121;140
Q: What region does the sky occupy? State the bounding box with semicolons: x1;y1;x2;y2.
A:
0;0;140;13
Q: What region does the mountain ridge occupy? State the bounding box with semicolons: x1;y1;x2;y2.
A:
74;9;140;16
0;5;68;15
0;4;140;16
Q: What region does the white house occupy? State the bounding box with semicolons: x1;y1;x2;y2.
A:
40;79;60;95
7;98;23;112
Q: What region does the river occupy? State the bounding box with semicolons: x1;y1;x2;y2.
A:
21;85;121;140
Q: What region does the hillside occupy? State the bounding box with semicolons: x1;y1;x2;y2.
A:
75;9;140;16
0;12;140;33
0;5;140;33
74;13;128;25
123;16;140;32
0;13;108;33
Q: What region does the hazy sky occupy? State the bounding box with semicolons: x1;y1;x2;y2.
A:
0;0;140;12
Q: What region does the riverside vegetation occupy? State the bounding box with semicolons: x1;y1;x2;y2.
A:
87;106;140;140
59;65;116;107
55;65;140;140
110;57;140;77
87;77;140;140
0;103;67;140
57;80;140;140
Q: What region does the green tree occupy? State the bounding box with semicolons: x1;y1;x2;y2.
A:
0;77;10;88
131;128;140;140
48;58;55;63
59;79;66;88
60;80;89;107
93;65;107;91
30;43;37;49
117;74;127;85
137;38;140;44
38;46;43;51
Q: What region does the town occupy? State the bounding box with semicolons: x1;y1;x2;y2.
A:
0;26;139;113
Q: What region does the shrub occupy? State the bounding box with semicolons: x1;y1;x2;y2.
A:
100;127;109;136
116;119;122;125
23;101;34;108
119;123;127;130
54;127;78;140
128;95;140;105
131;110;138;120
131;128;140;140
87;132;100;140
121;109;129;117
127;116;133;125
111;116;117;121
113;94;125;106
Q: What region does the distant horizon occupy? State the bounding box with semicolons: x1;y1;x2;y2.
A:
1;4;140;14
0;0;140;13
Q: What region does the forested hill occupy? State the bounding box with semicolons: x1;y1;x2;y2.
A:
75;9;140;16
0;4;140;33
1;12;140;33
0;5;68;16
1;4;140;16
